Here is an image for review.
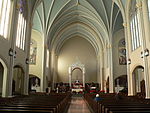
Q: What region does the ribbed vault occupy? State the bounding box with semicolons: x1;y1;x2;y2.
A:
32;0;124;55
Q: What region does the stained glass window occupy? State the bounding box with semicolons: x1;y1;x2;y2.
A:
16;0;27;50
0;0;11;38
148;0;150;19
130;11;142;51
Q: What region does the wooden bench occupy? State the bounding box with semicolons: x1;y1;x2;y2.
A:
84;93;150;113
0;92;71;113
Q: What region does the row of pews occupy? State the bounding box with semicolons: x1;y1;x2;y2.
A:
84;93;150;113
0;92;71;113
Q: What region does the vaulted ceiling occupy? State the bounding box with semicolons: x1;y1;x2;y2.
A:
31;0;126;55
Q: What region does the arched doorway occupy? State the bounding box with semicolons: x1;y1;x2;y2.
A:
68;60;85;88
29;74;40;92
13;66;24;95
115;75;127;93
0;58;8;97
72;68;82;83
0;62;4;96
132;66;145;96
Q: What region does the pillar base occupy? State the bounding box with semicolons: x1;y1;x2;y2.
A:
128;94;134;96
109;90;114;93
145;96;150;99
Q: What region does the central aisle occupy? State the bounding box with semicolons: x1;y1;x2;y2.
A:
67;96;92;113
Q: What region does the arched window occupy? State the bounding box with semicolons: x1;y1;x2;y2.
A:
0;0;11;38
130;9;142;51
148;0;150;18
16;0;27;50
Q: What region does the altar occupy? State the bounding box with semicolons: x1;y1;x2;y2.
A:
72;88;83;93
71;82;84;93
68;58;85;94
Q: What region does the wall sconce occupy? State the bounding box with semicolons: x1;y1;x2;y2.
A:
144;48;149;57
9;48;17;58
14;51;17;58
140;51;144;58
9;48;14;56
127;59;131;65
25;58;29;64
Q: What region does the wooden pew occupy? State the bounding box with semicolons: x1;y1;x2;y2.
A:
84;93;150;113
0;109;53;113
0;92;71;113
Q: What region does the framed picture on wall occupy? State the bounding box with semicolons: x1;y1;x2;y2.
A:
29;39;37;65
118;39;127;65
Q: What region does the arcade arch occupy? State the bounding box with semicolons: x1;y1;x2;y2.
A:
0;57;8;97
132;66;145;95
13;66;25;95
68;60;85;88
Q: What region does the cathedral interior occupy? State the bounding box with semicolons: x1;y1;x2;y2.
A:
0;0;150;113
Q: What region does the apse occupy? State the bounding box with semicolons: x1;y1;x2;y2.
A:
57;36;97;83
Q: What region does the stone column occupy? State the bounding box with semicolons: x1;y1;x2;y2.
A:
141;0;150;99
123;22;133;96
51;52;55;90
107;44;114;93
41;43;47;92
3;0;18;97
1;62;8;97
100;49;106;91
83;67;85;88
23;19;32;95
68;67;71;88
138;1;150;98
97;52;103;90
53;55;58;84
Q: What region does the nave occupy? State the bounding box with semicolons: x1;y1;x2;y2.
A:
1;0;150;112
0;92;150;113
67;96;92;113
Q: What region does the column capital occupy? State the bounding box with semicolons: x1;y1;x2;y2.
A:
123;23;127;28
107;44;112;49
29;21;33;28
136;2;142;9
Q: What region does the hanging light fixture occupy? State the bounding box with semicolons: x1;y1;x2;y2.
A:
17;0;25;13
144;48;149;57
140;51;144;58
9;48;14;56
25;58;29;64
127;59;131;65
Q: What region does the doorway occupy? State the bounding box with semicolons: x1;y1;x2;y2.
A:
0;62;4;96
13;66;24;95
132;66;145;96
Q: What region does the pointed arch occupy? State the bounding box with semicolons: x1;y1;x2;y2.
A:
0;56;8;97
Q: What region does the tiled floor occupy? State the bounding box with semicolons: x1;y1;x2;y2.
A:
67;97;92;113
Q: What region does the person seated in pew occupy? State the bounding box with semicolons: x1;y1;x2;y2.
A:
94;94;102;101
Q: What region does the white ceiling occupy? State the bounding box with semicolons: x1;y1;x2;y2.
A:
32;0;125;54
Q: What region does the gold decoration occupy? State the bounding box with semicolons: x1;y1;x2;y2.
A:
136;2;142;8
122;23;127;27
107;44;112;48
